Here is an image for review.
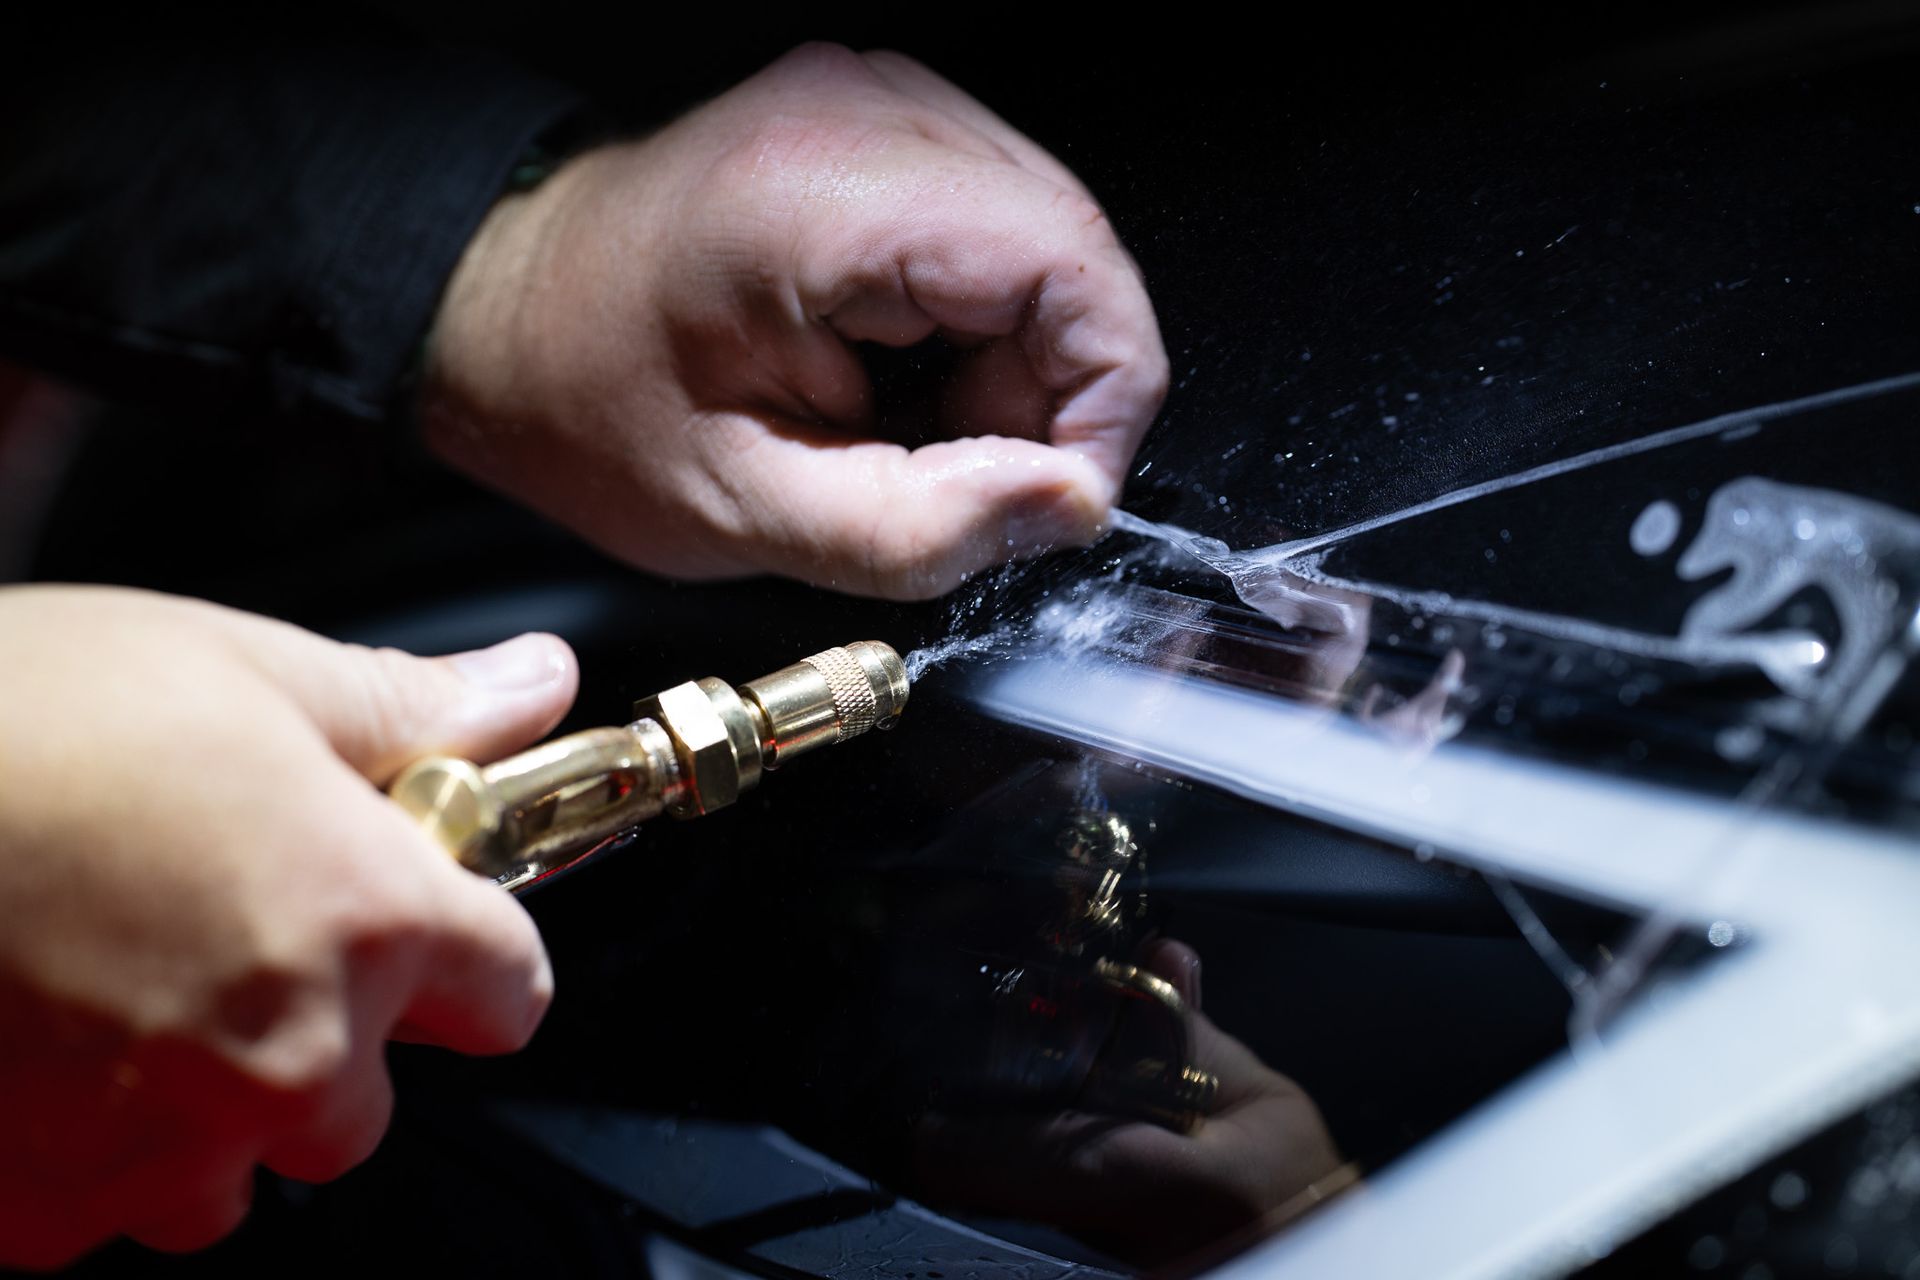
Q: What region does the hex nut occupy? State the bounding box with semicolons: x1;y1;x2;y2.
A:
633;679;762;816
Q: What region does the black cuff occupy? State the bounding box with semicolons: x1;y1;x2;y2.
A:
271;51;589;424
0;22;589;428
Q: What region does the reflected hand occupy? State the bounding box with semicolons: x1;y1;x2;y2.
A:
0;587;571;1266
425;43;1167;600
910;939;1345;1269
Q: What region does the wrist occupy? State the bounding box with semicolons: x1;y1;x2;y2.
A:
409;115;614;438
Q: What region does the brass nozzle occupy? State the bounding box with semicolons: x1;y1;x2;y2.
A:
741;640;911;768
389;641;908;890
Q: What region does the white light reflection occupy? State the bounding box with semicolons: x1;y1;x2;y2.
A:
967;654;1920;1280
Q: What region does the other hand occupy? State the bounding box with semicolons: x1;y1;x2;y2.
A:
425;44;1168;599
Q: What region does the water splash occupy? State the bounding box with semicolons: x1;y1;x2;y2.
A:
933;378;1920;708
1106;509;1359;633
1110;470;1920;702
904;625;1023;681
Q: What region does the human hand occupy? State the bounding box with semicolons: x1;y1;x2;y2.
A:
910;939;1347;1268
0;586;574;1267
424;43;1167;600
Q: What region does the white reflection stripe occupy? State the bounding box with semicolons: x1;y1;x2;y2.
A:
969;656;1920;1279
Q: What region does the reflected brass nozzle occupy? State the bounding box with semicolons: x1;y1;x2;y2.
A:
389;642;908;892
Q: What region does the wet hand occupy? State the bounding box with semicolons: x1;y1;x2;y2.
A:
423;43;1168;599
0;587;573;1266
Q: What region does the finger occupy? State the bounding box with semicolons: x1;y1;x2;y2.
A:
258;1039;395;1183
393;842;554;1056
0;1196;106;1271
1139;937;1204;1011
796;155;1167;500
124;1169;253;1254
702;418;1113;599
230;625;579;785
262;771;552;1062
857;50;1096;199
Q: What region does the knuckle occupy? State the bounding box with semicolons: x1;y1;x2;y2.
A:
498;987;551;1054
263;1067;395;1184
775;41;870;80
858;47;928;78
330;1076;397;1175
130;1183;254;1255
205;962;354;1108
1049;188;1111;235
0;1219;101;1271
332;643;436;764
1140;346;1173;403
243;1012;352;1104
366;643;438;732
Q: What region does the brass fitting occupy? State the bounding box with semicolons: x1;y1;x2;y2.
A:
390;641;908;891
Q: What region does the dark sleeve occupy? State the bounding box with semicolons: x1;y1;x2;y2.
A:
0;17;586;424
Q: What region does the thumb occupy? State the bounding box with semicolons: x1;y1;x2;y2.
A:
242;627;579;784
716;419;1115;600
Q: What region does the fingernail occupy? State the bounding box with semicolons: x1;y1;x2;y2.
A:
451;633;566;691
1187;952;1203;1011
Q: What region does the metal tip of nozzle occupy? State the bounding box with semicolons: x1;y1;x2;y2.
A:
838;640;911;725
740;640;909;769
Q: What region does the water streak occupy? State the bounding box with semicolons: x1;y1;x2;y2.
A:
1252;370;1920;564
1111;375;1920;696
904;625;1023;681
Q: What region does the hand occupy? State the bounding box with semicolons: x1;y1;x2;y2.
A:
910;940;1347;1268
0;586;575;1267
424;43;1168;600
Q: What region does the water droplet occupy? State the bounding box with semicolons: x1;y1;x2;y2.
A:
1707;920;1737;947
1687;1235;1726;1270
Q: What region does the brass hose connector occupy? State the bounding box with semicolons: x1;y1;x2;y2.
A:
389;641;908;891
